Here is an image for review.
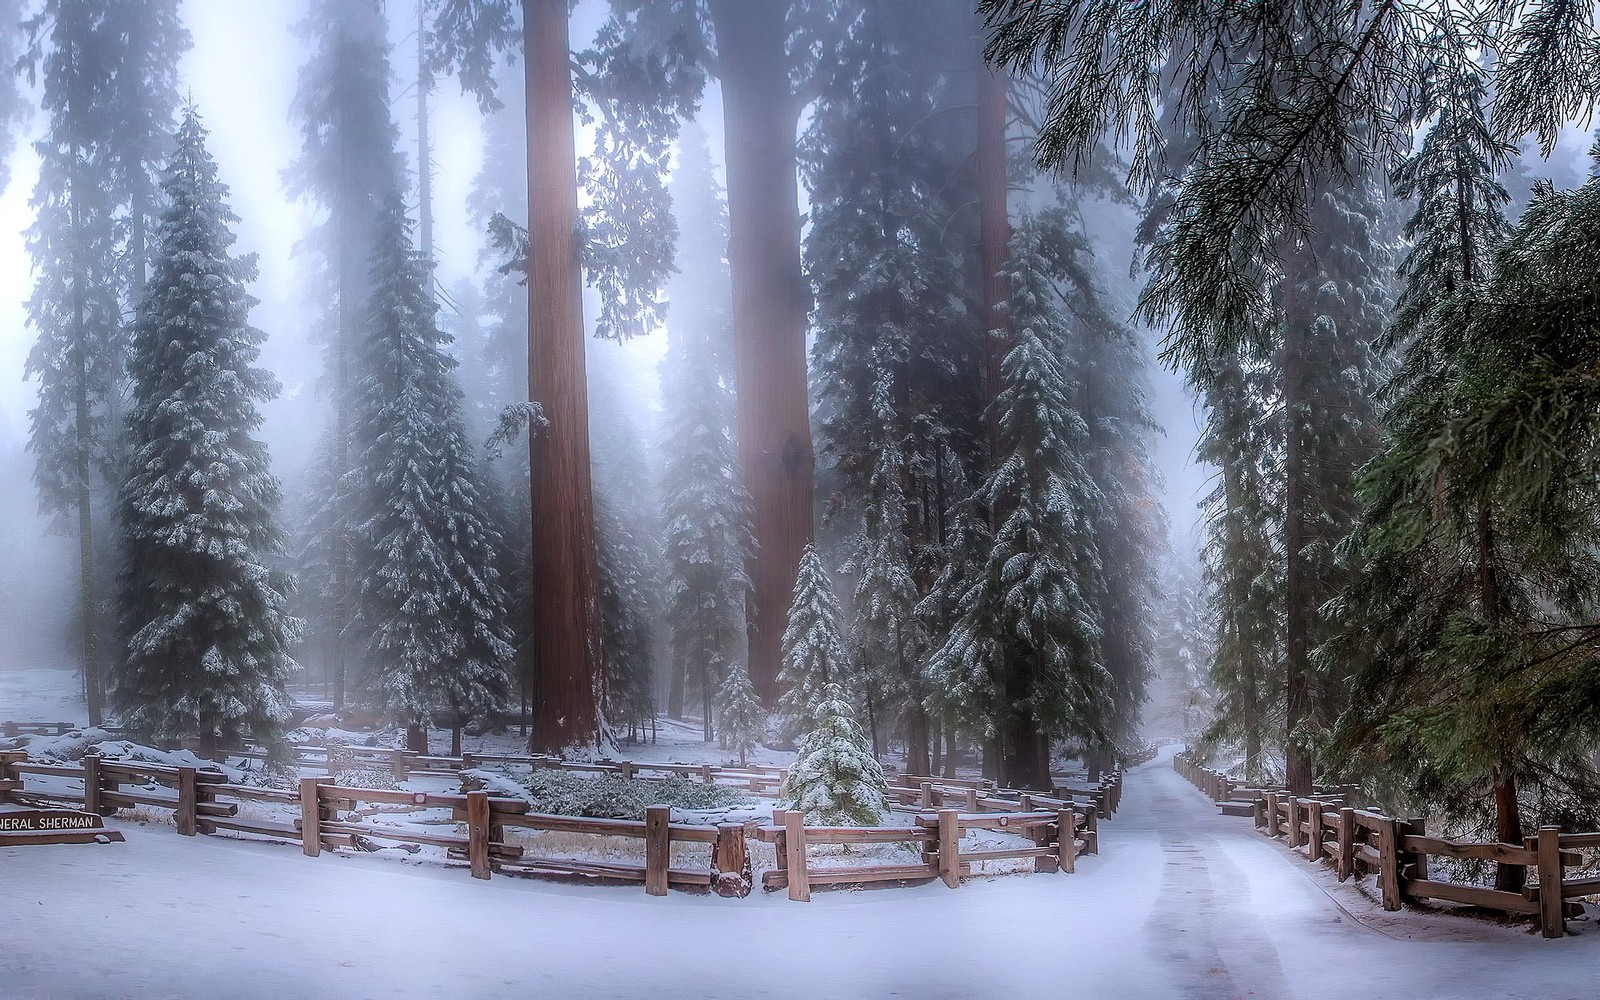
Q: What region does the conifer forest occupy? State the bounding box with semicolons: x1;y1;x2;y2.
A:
14;1;1600;997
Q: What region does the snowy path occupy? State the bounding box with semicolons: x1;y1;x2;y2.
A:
4;748;1598;999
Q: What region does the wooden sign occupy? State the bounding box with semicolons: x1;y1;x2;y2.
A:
0;809;124;846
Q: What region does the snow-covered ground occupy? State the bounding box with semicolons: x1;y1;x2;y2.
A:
0;665;83;726
5;746;1599;1000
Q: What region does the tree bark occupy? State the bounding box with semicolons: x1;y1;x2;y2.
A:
406;723;428;754
707;0;815;706
1493;769;1525;893
977;27;1011;453
523;0;605;753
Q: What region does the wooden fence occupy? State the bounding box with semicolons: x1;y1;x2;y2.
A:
1174;750;1591;938
1;746;1123;903
754;805;1095;901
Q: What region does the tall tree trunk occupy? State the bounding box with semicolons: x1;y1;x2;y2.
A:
1282;252;1313;798
1493;769;1525;893
667;658;687;720
330;19;353;714
416;0;433;266
707;0;814;707
406;723;428;754
523;0;605;753
68;134;102;728
977;26;1010;454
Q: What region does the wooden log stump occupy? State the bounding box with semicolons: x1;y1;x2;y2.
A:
713;822;751;898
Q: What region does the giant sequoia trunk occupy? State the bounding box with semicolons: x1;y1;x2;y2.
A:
707;0;814;706
523;0;605;753
977;32;1010;454
1493;768;1525;894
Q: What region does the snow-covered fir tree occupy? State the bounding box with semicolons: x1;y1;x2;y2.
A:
717;663;764;767
352;197;513;754
113;106;300;752
286;0;405;710
783;682;888;826
22;0;134;726
843;362;926;763
596;493;657;743
925;216;1113;791
658;122;754;736
776;544;849;741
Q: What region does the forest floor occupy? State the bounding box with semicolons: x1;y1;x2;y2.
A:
5;743;1600;999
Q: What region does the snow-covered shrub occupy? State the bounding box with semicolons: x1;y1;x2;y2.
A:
783;683;887;826
484;768;751;820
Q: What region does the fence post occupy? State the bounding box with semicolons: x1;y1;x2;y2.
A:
1402;817;1428;888
1538;826;1565;939
1337;807;1356;882
783;809;811;902
81;752;102;816
175;766;197;837
299;776;322;858
713;822;750;898
644;803;671;896
964;788;978;812
1058;808;1077;874
937;809;961;889
467;790;492;881
1083;804;1099;855
1377;817;1402;911
1286;797;1302;848
1262;792;1277;836
1305;800;1323;862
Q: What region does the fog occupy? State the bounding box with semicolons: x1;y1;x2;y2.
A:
1;0;1590;688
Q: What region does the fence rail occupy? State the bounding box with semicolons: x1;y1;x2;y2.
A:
0;742;1130;903
1174;750;1589;938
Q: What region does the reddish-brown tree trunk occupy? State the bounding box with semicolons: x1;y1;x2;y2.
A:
977;34;1011;449
707;0;815;706
1493;769;1525;893
523;0;604;753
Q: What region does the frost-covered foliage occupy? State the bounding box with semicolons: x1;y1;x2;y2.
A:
776;545;849;740
926;217;1113;786
286;0;405;705
658;122;753;734
783;683;887;826
351;198;513;739
482;767;751;820
717;663;765;767
113;107;300;749
843;364;926;758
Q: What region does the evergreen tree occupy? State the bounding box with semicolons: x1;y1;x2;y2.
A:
1195;353;1284;782
783;682;888;826
658;122;754;737
287;0;405;711
983;1;1591;379
352;198;513;754
21;0;127;726
596;492;657;743
0;2;28;194
925;217;1112;791
101;0;189;304
1328;29;1565;891
776;544;849;741
717;663;764;767
114;107;299;751
843;363;925;764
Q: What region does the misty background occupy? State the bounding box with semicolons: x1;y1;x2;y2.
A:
0;0;1588;695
